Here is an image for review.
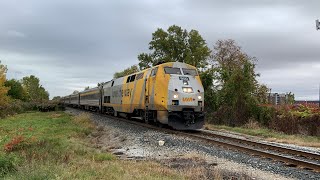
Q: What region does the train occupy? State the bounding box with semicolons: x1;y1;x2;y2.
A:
61;62;205;130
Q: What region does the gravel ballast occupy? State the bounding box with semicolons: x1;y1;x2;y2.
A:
66;108;320;180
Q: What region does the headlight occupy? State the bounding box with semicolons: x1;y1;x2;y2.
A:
182;87;193;93
198;95;202;100
183;80;189;85
173;94;178;99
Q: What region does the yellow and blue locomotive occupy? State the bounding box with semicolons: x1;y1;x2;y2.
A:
62;62;204;130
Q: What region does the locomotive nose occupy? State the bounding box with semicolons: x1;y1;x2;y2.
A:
168;75;204;111
166;73;204;130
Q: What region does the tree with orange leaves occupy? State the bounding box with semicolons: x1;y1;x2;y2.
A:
0;61;10;107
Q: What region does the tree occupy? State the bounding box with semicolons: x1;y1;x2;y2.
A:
211;39;260;125
255;84;269;104
138;25;211;69
72;90;79;94
0;61;10;107
84;86;90;90
287;92;295;104
22;75;49;102
52;96;61;101
113;65;139;78
4;79;27;101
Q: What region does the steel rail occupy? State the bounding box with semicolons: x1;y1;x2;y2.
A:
200;130;320;161
68;108;320;172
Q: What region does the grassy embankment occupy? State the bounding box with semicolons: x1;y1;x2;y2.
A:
205;123;320;148
0;111;183;179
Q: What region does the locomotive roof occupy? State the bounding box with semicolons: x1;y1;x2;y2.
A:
122;62;197;78
65;62;197;97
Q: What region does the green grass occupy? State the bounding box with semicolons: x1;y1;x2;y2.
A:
0;111;183;179
206;124;320;148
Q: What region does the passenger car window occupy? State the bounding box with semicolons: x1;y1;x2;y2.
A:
130;74;136;82
164;67;181;74
182;68;198;76
135;72;144;80
151;67;158;77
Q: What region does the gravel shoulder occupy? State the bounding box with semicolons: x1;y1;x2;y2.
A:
66;108;320;180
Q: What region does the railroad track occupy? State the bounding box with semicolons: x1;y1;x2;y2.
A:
68;108;320;173
190;130;320;172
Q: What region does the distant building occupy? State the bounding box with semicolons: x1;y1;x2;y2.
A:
267;93;293;105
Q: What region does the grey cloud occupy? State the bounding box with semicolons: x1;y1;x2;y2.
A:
1;0;319;99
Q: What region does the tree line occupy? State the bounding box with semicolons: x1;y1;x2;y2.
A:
114;25;272;126
0;61;49;117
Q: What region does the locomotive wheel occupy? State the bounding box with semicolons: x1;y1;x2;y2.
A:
156;122;163;128
144;117;149;124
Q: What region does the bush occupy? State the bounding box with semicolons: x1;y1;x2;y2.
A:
253;105;276;126
0;99;64;118
268;105;320;136
207;104;320;137
0;100;38;118
37;101;64;112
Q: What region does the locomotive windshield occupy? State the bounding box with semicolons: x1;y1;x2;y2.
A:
164;67;182;74
182;68;198;76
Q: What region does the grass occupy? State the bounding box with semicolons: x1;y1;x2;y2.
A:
205;124;320;148
0;111;184;179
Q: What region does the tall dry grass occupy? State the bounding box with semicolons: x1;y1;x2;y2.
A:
73;113;95;130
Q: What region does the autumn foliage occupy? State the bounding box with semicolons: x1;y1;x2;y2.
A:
0;62;10;107
4;136;25;152
269;105;320;136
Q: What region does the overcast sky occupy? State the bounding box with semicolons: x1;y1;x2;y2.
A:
1;0;319;100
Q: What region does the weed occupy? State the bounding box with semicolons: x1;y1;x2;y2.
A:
0;154;16;177
73;113;95;131
93;153;115;162
243;118;260;129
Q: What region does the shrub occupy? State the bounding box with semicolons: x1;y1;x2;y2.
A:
0;100;38;118
37;101;64;112
0;99;64;119
253;105;276;126
270;111;320;136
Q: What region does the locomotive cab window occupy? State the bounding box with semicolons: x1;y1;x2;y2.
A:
126;76;130;83
182;68;198;76
164;67;182;75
